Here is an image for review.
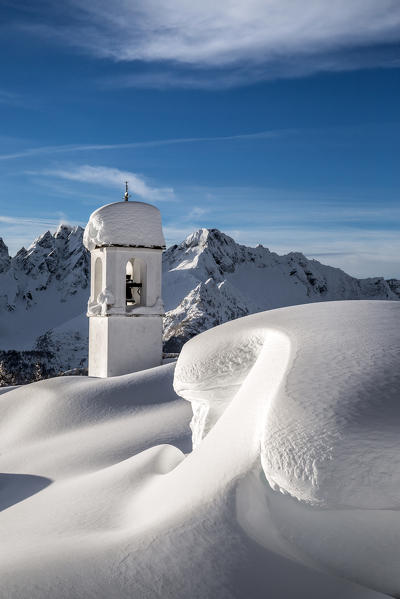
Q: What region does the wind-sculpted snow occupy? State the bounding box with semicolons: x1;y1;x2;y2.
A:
176;301;400;510
174;327;266;446
173;301;400;596
260;304;400;510
1;303;396;598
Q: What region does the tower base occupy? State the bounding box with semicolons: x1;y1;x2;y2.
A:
88;315;163;377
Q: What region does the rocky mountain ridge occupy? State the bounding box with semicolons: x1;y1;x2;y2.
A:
0;224;88;319
162;228;400;350
0;225;399;383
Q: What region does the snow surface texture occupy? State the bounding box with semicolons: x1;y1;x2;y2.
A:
174;301;400;596
1;226;399;381
83;201;166;251
0;301;398;598
175;301;400;509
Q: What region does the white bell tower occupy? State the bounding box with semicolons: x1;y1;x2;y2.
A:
83;184;166;377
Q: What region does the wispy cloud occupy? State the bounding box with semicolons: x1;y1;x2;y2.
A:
33;165;175;202
20;0;400;87
0;90;17;105
102;47;400;90
0;129;287;161
0;89;27;108
0;215;71;227
185;207;209;220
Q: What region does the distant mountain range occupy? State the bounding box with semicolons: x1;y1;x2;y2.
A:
0;225;399;384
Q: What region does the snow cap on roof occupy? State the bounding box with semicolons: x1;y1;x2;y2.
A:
83;201;166;251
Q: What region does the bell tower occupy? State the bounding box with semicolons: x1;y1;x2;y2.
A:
83;185;166;377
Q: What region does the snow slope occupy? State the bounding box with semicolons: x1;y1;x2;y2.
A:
1;301;398;598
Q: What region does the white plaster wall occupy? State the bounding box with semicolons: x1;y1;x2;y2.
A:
88;316;108;377
89;315;163;377
89;249;104;303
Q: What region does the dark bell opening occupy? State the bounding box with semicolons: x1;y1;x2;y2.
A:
126;274;142;305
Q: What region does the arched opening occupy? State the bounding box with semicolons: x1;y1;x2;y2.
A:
126;259;144;307
94;257;103;303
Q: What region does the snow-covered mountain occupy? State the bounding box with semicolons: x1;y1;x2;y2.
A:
162;228;400;350
0;225;399;383
0;224;88;346
0;225;89;383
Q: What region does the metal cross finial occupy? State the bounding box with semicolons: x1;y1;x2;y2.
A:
124;181;129;201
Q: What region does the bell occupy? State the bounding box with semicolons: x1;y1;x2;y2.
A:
126;274;135;303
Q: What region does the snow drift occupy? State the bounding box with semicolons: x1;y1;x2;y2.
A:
1;300;398;598
175;300;400;510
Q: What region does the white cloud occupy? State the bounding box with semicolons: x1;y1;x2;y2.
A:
35;165;175;202
25;0;400;86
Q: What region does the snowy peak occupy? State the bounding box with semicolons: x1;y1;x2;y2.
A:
163;228;400;351
0;225;89;352
164;228;274;281
9;225;88;286
54;223;73;240
173;228;399;300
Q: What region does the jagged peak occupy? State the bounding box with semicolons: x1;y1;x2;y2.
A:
28;230;53;251
39;230;53;241
55;223;73;239
0;237;10;273
0;238;9;254
23;224;84;253
183;228;236;249
286;251;308;261
55;223;84;238
15;246;27;257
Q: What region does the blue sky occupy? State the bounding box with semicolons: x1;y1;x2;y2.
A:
0;0;399;278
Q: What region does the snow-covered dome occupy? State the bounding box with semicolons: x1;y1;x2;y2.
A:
83;201;166;251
